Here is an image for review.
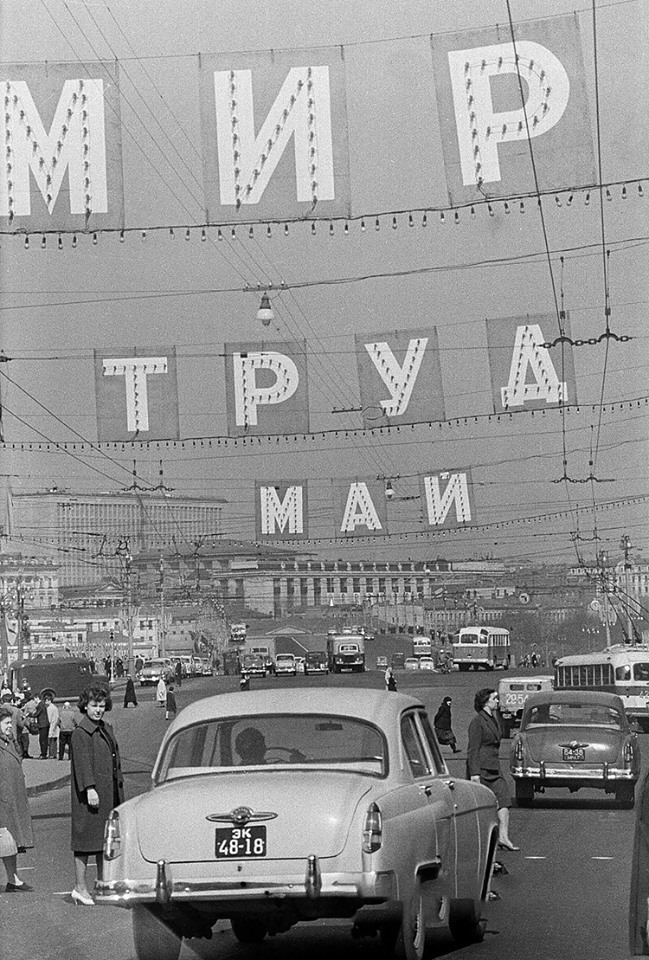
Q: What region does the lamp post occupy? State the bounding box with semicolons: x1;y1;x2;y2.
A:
620;534;634;643
598;551;612;646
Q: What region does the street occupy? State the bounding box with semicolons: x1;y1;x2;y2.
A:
5;670;636;960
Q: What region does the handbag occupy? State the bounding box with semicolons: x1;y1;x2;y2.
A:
0;827;18;858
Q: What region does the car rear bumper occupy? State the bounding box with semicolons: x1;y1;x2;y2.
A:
511;763;637;782
95;859;397;909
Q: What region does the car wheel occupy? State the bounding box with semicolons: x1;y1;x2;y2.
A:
448;898;484;946
132;906;182;960
515;780;534;806
230;917;268;943
393;880;426;960
615;783;636;808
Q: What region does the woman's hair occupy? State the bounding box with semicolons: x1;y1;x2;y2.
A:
442;696;452;705
78;684;112;713
474;688;496;712
0;704;14;722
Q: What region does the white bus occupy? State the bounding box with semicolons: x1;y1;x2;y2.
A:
554;645;649;730
452;626;511;671
412;636;433;659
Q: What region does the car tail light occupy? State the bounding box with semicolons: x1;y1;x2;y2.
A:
514;738;524;762
624;741;634;765
104;810;122;860
363;802;382;853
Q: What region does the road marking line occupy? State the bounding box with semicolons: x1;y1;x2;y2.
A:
524;856;547;860
591;856;614;860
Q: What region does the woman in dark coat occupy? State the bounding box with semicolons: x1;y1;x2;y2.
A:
70;684;124;905
630;768;649;953
0;705;34;890
434;696;459;753
467;687;519;852
122;674;138;708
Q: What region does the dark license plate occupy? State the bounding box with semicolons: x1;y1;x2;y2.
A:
215;825;267;859
562;747;585;762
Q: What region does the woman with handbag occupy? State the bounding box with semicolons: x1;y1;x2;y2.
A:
0;705;34;891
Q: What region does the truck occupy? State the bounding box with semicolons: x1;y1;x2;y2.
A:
498;675;554;737
229;622;248;643
9;657;97;701
326;634;365;673
222;649;241;676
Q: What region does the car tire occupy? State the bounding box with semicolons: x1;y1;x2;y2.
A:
393;880;427;960
132;906;182;960
615;783;635;808
515;780;534;806
448;898;484;946
230;917;268;943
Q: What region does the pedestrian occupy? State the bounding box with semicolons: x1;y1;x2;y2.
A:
156;675;167;708
0;705;34;891
46;696;60;759
630;768;649;953
174;659;183;688
467;688;519;852
384;666;397;691
58;701;80;760
0;692;26;754
35;694;50;759
165;684;177;721
434;696;460;753
122;674;138;709
69;683;124;906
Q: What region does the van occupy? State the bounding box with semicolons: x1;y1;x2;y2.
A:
498;675;554;736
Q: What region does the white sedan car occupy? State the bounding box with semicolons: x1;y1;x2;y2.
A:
96;688;499;960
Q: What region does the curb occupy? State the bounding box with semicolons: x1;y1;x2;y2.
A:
27;773;70;797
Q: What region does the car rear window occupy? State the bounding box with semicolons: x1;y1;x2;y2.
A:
524;702;624;729
156;713;387;782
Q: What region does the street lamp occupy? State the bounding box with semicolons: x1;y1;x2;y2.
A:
256;293;274;326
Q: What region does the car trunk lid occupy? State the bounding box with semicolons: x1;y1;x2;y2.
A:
524;727;623;763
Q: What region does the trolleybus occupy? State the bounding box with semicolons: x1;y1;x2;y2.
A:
452;625;511;671
554;645;649;730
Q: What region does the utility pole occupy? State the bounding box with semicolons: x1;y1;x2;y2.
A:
620;534;634;643
15;582;30;662
158;556;166;657
598;551;612;647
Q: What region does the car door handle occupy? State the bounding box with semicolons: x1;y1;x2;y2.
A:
418;785;432;797
443;778;456;790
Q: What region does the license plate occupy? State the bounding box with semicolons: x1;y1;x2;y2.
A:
215;825;267;859
562;747;585;761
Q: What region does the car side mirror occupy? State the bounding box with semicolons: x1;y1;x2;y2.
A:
630;721;642;734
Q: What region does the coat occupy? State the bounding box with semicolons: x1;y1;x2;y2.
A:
70;714;124;852
0;736;34;849
35;699;49;730
434;701;453;732
466;709;502;777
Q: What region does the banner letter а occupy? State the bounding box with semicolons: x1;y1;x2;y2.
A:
341;482;383;533
102;357;168;432
447;41;570;186
423;473;471;525
365;337;428;416
260;485;304;534
1;79;108;216
214;67;334;205
233;351;299;426
501;324;567;407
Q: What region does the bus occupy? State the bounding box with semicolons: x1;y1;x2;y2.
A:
411;636;433;659
554;645;649;730
326;634;365;673
452;626;511;671
9;657;97;701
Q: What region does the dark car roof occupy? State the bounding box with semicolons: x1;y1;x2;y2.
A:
522;690;626;710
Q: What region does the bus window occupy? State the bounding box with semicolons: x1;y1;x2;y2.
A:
616;665;632;681
634;663;649;682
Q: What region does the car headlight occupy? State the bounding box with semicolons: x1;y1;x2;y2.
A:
363;802;382;853
104;810;122;860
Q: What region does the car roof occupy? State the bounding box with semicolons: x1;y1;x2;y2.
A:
172;687;425;728
522;690;626;709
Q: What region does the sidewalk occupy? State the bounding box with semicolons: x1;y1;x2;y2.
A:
23;757;71;797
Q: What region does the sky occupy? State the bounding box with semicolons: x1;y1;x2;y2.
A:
0;0;647;571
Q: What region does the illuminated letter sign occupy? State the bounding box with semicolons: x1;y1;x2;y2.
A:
225;340;309;437
431;17;594;203
0;63;124;231
255;481;308;540
200;48;350;222
355;327;444;427
335;480;387;537
486;314;577;412
94;347;179;441
420;471;473;527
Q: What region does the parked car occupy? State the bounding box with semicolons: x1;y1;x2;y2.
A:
510;690;641;808
196;658;213;677
96;688;499;959
376;655;388;670
404;657;420;671
418;657;436;672
137;659;174;686
274;653;297;677
391;652;405;671
498;675;554;737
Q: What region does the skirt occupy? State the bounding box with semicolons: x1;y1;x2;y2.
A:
480;769;511;809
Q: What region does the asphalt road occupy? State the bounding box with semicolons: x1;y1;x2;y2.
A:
5;669;637;960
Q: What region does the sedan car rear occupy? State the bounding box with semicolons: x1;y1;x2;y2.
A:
96;688;499;960
510;690;640;808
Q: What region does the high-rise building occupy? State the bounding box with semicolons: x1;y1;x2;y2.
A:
8;489;225;586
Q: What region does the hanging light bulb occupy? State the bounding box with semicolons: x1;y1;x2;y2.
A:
487;203;494;217
311;221;316;235
71;234;77;249
92;233;98;245
217;227;223;241
24;234;29;249
385;480;394;500
392;216;397;229
408;213;414;227
169;227;175;238
503;202;510;214
566;193;573;206
621;184;627;199
422;212;428;227
248;225;254;238
639;183;644;198
185;228;191;240
555;195;562;207
201;228;207;241
257;292;274;326
231;226;236;238
344;221;349;235
119;230;125;243
57;233;63;250
284;222;289;236
360;219;366;232
375;217;380;230
584;191;590;205
141;229;147;241
41;234;47;248
519;200;525;213
267;224;272;238
470;206;476;219
605;187;612;201
454;210;460;224
439;210;445;223
329;220;335;235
